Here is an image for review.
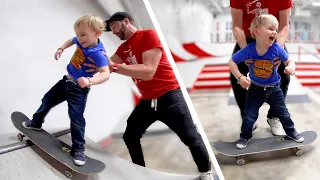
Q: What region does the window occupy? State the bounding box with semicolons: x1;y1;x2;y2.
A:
290;21;312;41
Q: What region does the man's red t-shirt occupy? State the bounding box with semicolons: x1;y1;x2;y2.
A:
115;29;180;100
230;0;293;38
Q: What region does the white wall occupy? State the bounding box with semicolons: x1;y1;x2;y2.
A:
150;0;214;43
211;14;233;43
147;0;177;36
210;11;320;43
149;0;320;43
0;0;136;143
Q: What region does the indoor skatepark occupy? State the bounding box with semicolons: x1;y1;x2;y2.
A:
1;0;320;180
148;0;320;179
0;0;222;179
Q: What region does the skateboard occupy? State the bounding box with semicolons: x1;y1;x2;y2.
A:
11;111;106;179
212;131;317;166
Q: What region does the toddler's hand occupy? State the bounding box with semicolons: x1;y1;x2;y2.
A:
284;65;295;75
78;77;90;88
54;48;63;60
240;76;251;89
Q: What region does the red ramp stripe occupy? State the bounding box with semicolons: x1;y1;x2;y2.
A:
132;90;141;107
296;75;320;79
197;77;230;81
170;51;186;62
183;43;214;58
296;67;320;71
193;84;231;89
301;82;320;86
202;69;229;73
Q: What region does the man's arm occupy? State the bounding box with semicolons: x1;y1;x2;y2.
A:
277;8;291;47
231;8;247;49
113;48;162;80
110;54;124;64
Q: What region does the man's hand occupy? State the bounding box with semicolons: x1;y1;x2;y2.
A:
239;75;251;89
284;65;295;75
78;77;90;88
273;58;281;69
83;52;113;73
83;56;98;73
244;59;253;66
54;49;63;60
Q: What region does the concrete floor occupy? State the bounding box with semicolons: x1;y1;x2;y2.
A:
107;132;205;175
190;87;320;180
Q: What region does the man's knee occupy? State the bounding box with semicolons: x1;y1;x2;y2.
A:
123;131;131;143
179;129;203;148
123;130;141;144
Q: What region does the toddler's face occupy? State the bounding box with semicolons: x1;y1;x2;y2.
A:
256;19;278;46
75;23;99;48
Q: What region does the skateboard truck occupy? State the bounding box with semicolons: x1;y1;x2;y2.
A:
236;156;245;166
17;133;25;141
65;169;74;179
294;147;304;156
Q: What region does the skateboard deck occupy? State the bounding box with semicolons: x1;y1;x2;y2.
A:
11;111;106;178
212;131;317;165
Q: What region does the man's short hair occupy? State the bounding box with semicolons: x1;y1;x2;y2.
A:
104;12;133;31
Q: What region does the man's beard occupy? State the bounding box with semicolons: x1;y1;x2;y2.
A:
119;23;126;40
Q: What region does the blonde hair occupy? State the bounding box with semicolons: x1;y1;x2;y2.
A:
73;14;105;34
249;14;279;39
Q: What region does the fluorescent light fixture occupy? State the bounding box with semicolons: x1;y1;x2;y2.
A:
222;2;229;7
312;2;320;6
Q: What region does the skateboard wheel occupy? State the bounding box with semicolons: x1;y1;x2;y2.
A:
237;158;245;166
295;149;304;156
17;133;24;141
64;170;73;179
